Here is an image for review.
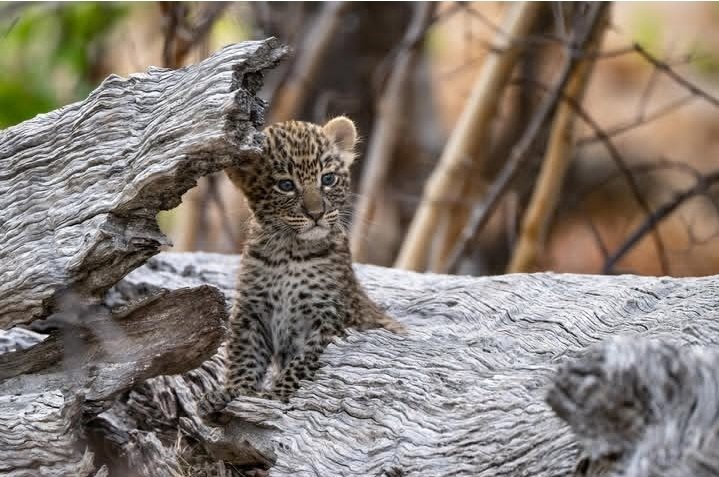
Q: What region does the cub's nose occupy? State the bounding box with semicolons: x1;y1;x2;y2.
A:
302;189;325;222
303;207;324;222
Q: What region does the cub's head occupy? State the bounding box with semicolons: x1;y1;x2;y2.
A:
227;117;357;241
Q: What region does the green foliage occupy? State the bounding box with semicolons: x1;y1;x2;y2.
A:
0;2;128;128
690;44;719;79
631;6;663;56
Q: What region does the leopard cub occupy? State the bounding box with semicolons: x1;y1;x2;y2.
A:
198;117;404;420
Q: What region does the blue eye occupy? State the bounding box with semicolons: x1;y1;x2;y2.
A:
277;179;295;192
321;173;337;187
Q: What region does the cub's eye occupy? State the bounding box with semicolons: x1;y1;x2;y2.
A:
277;179;295;192
321;172;337;187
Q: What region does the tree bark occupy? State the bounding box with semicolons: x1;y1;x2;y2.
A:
2;32;718;477
0;38;287;330
0;38;287;477
71;251;719;476
548;336;719;477
0;284;227;476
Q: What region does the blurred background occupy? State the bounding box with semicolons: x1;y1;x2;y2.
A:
2;1;719;277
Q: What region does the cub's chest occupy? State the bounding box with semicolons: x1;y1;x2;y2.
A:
262;262;339;320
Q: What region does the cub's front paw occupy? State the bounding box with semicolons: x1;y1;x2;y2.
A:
383;318;408;335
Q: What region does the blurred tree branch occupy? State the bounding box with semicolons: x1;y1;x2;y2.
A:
576;95;694;146
394;1;548;272
160;2;228;68
603;170;719;274
269;1;352;122
350;2;436;262
442;2;610;274
632;42;719;109
507;8;607;273
512;75;674;275
521;29;719;274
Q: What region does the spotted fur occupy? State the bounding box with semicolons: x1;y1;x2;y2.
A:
198;117;404;421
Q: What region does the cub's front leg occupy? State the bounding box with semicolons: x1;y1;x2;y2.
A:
268;311;344;402
198;303;271;423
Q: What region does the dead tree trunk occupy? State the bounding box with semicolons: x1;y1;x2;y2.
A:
0;39;287;476
70;252;719;476
548;336;719;477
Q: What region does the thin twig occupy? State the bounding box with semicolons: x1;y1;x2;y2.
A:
636;62;662;121
632;42;719;109
515;76;672;275
443;2;609;274
454;2;508;38
442;36;704;80
570;159;701;205
394;1;547;271
585;215;610;262
602;171;719;274
576;95;694;145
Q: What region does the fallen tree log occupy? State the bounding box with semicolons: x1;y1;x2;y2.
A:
1;34;718;477
0;285;226;476
0;39;287;476
0;38;286;330
89;252;719;476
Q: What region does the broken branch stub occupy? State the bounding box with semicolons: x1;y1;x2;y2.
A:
0;284;227;476
0;38;288;330
547;337;719;477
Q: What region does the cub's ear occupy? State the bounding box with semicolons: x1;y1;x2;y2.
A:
323;116;357;163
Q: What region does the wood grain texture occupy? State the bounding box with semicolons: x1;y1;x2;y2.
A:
90;252;719;476
0;38;287;476
0;391;96;477
0;284;227;476
1;34;716;476
0;38;287;330
548;337;719;477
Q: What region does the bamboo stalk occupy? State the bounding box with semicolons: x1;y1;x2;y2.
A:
442;2;609;274
394;2;546;271
270;2;351;122
350;2;436;262
506;28;606;272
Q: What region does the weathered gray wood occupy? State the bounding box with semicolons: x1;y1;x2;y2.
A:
0;327;45;354
0;38;287;330
90;252;719;476
0;390;96;477
0;38;290;477
2;34;717;475
548;337;719;477
0;284;227;476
